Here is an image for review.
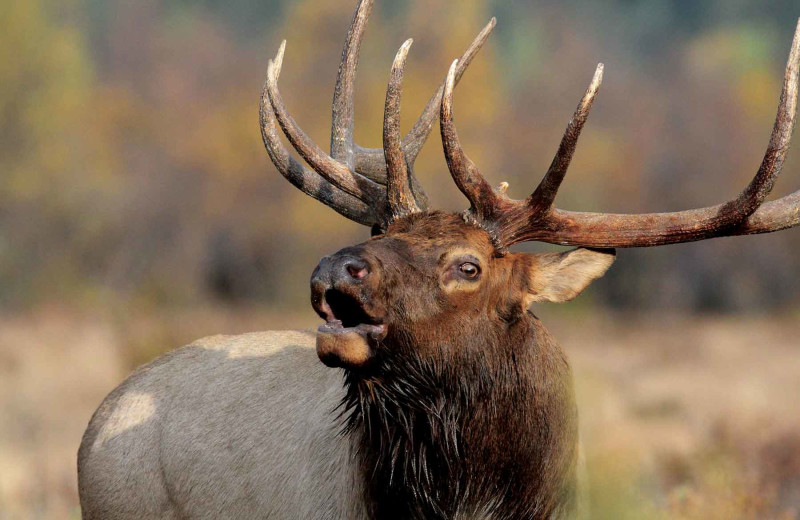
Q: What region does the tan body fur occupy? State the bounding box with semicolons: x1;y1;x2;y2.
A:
78;331;367;519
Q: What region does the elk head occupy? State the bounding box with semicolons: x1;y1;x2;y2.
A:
261;0;800;372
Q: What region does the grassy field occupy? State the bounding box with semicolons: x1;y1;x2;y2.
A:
0;306;798;519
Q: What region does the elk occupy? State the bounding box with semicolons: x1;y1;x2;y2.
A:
78;1;800;518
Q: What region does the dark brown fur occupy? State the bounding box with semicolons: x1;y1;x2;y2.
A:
344;315;579;519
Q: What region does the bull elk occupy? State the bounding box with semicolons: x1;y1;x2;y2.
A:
78;1;800;518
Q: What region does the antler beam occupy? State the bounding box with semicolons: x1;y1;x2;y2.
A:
441;18;800;249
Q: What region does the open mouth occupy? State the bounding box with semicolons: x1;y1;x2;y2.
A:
316;289;387;340
314;288;387;369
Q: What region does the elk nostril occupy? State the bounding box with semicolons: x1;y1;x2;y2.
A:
347;265;367;280
345;260;369;280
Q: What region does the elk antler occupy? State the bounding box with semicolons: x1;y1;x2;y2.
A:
384;39;421;218
441;19;800;249
260;0;496;229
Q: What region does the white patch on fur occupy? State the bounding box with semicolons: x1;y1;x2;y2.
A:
92;392;155;449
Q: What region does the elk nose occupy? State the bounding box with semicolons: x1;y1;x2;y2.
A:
310;254;371;320
310;254;372;291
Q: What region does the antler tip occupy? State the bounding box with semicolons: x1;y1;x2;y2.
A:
581;63;604;102
400;38;414;54
477;17;497;42
783;20;800;103
791;19;800;62
274;40;287;78
391;39;414;76
593;63;604;86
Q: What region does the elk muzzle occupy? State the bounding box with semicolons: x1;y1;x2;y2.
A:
310;250;387;369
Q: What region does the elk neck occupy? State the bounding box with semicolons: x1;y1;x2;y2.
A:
339;311;580;520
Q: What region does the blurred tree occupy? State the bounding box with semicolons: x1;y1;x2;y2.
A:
1;0;799;312
0;0;111;306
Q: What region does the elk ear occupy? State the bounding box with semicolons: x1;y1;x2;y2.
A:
523;248;616;304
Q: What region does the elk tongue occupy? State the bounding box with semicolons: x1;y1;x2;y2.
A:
316;322;386;369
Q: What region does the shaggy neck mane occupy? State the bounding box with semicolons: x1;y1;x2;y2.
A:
340;315;579;520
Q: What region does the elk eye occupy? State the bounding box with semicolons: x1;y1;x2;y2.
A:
458;262;480;279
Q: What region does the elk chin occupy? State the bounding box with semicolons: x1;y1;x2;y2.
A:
316;321;387;369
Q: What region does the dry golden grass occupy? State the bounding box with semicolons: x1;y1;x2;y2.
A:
548;311;800;519
0;306;798;518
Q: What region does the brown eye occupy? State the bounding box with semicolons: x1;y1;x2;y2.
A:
458;262;480;279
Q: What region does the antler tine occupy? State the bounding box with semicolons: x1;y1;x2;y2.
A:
496;18;800;248
402;19;498;166
529;63;604;212
384;39;422;218
330;0;373;169
737;17;800;213
441;60;502;221
328;2;495;211
260;43;375;226
265;43;384;203
355;18;498;181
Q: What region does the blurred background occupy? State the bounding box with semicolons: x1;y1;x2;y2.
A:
1;0;799;518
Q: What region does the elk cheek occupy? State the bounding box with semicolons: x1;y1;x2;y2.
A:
316;330;373;368
441;272;481;295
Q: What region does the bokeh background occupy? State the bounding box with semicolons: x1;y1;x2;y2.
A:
2;0;800;518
